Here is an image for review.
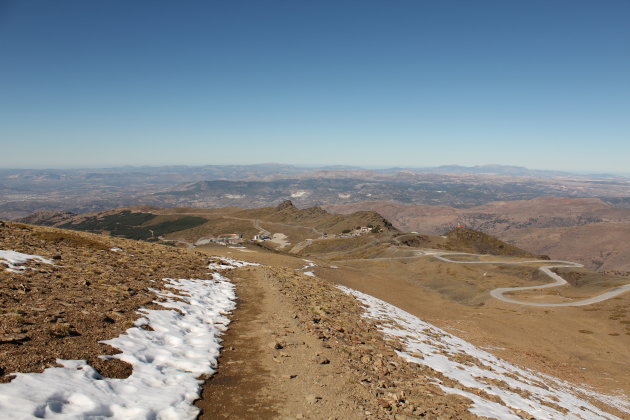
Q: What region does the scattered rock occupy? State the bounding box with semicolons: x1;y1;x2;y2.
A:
316;356;330;365
378;398;392;409
269;341;284;350
305;394;321;404
0;334;29;344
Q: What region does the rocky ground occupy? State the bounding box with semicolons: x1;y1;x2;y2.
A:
1;219;628;419
0;221;210;382
198;263;482;419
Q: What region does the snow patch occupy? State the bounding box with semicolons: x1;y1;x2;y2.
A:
299;259;316;270
228;246;251;253
0;274;236;419
208;257;261;271
0;250;54;273
298;260;317;277
438;385;521;420
339;286;629;420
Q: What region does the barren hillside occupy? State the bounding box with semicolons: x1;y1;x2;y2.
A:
326;197;630;271
1;218;629;418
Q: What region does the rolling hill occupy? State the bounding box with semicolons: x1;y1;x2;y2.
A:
326;197;630;272
1;213;629;419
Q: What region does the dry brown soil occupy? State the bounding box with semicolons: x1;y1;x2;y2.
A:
196;251;478;419
0;222;210;382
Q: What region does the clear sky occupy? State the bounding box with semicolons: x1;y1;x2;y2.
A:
1;0;629;172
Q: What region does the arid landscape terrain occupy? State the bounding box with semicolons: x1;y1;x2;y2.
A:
327;196;630;272
6;164;630;273
2;199;629;418
4;0;630;417
3;164;630;219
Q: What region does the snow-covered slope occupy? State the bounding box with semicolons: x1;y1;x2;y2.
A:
340;286;630;420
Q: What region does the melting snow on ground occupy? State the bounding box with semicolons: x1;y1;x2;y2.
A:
0;257;265;419
298;259;317;277
227;246;252;253
339;286;630;420
208;256;261;270
0;250;54;273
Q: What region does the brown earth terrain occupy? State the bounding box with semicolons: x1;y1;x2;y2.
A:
194;241;630;418
325;197;630;272
2;208;630;418
0;221;211;382
0;221;483;418
19;200;395;254
196;263;476;419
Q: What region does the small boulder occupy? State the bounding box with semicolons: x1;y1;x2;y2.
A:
316;356;330;365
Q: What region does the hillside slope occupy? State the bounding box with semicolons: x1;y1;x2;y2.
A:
1;219;628;418
326;197;630;271
18;201;397;252
0;221;211;382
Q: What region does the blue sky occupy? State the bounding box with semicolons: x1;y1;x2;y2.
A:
1;1;629;172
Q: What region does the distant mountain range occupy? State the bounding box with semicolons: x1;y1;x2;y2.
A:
2;163;629;227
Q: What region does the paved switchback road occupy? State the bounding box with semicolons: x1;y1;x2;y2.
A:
342;250;630;307
430;251;630;307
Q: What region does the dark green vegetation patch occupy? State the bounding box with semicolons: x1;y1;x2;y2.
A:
60;211;207;241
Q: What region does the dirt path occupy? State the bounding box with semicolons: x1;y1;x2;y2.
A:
197;264;477;419
197;267;376;419
196;268;279;419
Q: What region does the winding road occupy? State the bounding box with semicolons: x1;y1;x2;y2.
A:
343;250;630;307
429;251;630;307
